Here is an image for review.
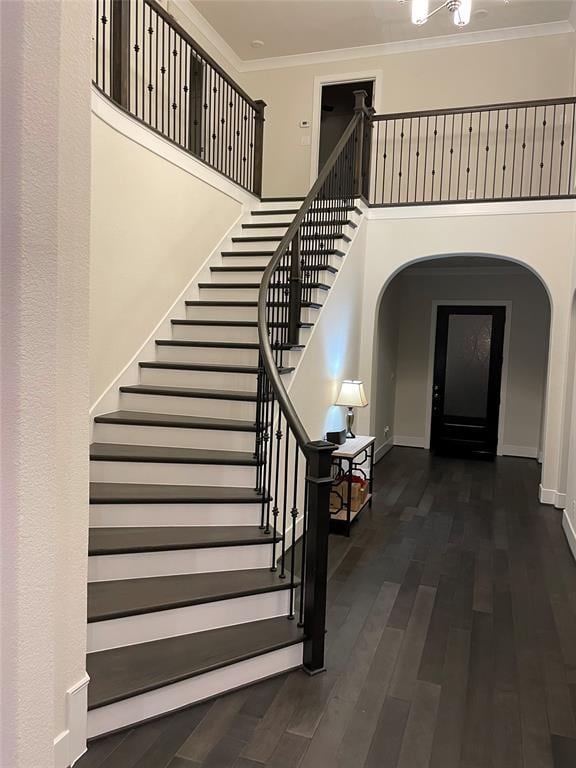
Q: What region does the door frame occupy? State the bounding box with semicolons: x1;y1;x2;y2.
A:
309;70;382;186
424;299;512;455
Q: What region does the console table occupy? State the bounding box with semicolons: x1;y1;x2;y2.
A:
329;435;375;536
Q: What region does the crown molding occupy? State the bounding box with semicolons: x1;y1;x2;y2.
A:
178;4;574;74
239;21;574;71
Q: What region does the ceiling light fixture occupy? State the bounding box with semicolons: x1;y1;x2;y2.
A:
399;0;473;27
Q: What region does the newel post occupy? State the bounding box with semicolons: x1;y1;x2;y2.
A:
303;440;337;674
111;0;130;109
353;89;369;199
253;99;267;197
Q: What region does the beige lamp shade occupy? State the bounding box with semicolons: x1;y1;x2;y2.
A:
335;380;368;408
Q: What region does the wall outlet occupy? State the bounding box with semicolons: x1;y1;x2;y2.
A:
299;120;311;128
384;426;390;437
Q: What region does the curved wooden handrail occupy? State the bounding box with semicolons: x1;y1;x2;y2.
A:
257;110;363;455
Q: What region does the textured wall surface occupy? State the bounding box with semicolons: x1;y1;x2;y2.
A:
0;1;91;766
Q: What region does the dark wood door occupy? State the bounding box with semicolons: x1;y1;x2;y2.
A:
431;306;506;458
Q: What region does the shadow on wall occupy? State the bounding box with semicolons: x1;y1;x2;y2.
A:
371;253;551;461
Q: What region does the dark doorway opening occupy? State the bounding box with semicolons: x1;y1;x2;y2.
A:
318;80;374;172
431;305;506;459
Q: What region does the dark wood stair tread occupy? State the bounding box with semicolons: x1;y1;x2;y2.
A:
90;483;265;505
90;444;259;465
88;568;296;622
210;265;338;274
93;410;256;431
171;320;313;329
185;300;320;309
220;249;344;257
138;361;294;375
119;385;260;401
88;524;278;554
198;282;330;290
242;219;355;229
155;340;303;351
87;616;304;709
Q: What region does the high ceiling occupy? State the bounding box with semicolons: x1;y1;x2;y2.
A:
191;0;573;61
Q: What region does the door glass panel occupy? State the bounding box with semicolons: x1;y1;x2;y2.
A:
444;313;493;418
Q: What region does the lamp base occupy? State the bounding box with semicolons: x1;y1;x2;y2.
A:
345;407;356;439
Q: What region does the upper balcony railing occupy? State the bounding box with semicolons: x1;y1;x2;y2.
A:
93;0;265;195
367;97;576;207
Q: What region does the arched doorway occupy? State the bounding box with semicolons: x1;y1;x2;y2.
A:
371;255;551;463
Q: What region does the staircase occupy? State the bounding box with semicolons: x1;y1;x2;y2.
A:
86;197;362;738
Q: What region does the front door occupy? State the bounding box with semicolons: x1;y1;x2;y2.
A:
431;306;506;458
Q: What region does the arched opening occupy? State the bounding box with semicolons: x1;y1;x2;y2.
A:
371;254;551;464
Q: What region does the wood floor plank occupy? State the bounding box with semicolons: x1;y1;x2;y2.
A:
363;696;410;768
396;680;441;768
177;692;246;763
334;627;404;768
388;585;437;702
429;627;471;768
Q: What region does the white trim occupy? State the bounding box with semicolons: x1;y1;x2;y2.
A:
91;86;254;206
375;438;394;462
539;483;567;508
562;510;576;561
54;673;90;768
394;435;427;449
423;300;512;454
405;266;527;278
87;643;303;738
233;22;574;72
365;200;576;221
500;444;539;459
309;70;383;187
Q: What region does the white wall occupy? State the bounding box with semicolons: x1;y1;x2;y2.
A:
0;1;91;766
90;102;248;405
381;268;550;456
356;203;576;507
373;277;401;457
288;223;367;441
241;32;576;197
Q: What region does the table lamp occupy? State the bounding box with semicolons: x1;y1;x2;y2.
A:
335;380;368;439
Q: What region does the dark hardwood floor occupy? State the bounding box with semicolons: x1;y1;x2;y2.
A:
77;447;576;768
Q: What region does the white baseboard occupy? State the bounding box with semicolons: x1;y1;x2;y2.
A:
54;673;90;768
499;444;539;459
539;484;567;509
375;438;394;463
394;436;427;449
562;510;576;562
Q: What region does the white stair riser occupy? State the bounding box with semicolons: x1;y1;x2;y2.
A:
232;240;282;253
93;422;255;452
199;286;327;304
119;392;256;420
156;344;259;367
210;270;335;287
185;304;258;321
173;324;259;343
255;200;305;210
241;223;356;239
239;225;289;238
88;543;274;581
87;643;303;738
90;460;256;487
248;212;297;224
172;324;312;346
87;590;292;652
220;252;342;269
139;365;257;391
184;304;319;324
90;502;262;528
